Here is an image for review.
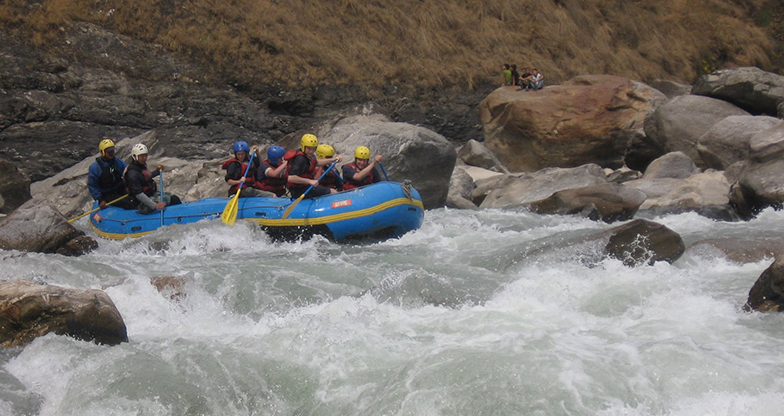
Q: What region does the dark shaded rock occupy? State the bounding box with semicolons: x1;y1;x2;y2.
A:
0;280;128;347
604;219;685;266
0;158;31;214
745;257;784;312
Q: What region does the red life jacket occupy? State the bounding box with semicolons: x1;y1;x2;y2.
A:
285;150;317;190
257;160;288;196
342;162;375;190
222;158;257;196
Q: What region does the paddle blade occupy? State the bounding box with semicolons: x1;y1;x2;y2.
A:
282;194;304;220
221;193;241;225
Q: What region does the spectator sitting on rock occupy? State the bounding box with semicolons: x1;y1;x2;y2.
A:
511;64;520;87
518;67;532;91
527;68;545;91
501;63;513;86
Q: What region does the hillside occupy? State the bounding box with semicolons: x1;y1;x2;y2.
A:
2;0;783;90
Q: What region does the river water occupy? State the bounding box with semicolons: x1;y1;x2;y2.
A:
1;207;784;416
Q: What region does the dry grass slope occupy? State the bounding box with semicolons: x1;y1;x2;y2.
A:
1;0;780;90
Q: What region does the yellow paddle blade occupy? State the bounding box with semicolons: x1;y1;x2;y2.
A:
221;192;241;225
281;194;305;220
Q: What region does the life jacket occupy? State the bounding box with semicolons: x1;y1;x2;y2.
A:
285;150;317;189
318;168;343;190
257;160;288;196
95;157;124;194
342;162;375;190
124;161;157;205
222;158;258;196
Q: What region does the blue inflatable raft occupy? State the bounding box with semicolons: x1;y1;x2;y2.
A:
89;181;425;242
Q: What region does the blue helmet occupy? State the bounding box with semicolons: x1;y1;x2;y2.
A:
267;145;285;164
232;141;249;153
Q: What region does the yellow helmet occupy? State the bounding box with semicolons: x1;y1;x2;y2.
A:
301;134;318;151
354;146;371;160
99;139;115;156
316;144;335;159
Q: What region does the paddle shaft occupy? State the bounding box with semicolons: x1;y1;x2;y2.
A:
282;160;338;219
378;162;389;181
235;150;256;195
159;170;164;225
68;194;128;223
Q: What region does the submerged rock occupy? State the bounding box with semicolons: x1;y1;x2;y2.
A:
603;219;685;266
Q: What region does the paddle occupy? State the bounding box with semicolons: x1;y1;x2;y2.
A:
282;160;338;220
68;194;129;223
221;150;256;225
378;162;389;181
159;170;165;226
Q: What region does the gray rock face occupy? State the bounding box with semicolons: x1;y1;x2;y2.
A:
0;158;31;214
746;257;784;312
643;95;750;167
446;165;477;209
478;164;608;208
0;280;128;347
647;79;692;99
0;199;97;256
642;151;700;179
697;115;781;169
457;139;509;173
692;67;784;115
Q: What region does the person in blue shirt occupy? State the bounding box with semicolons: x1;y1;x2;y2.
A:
87;139;133;209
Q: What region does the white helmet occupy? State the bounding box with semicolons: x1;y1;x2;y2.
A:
131;143;149;161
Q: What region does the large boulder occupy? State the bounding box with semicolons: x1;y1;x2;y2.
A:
0;199;97;255
480;75;665;172
696;115;781;170
692;67;784;116
644;95;750;167
745;257;784;312
0;158;31;214
477;164;608;208
687;237;784;264
0;280;127;347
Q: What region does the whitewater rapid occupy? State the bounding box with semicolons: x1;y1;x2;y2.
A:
1;208;784;415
